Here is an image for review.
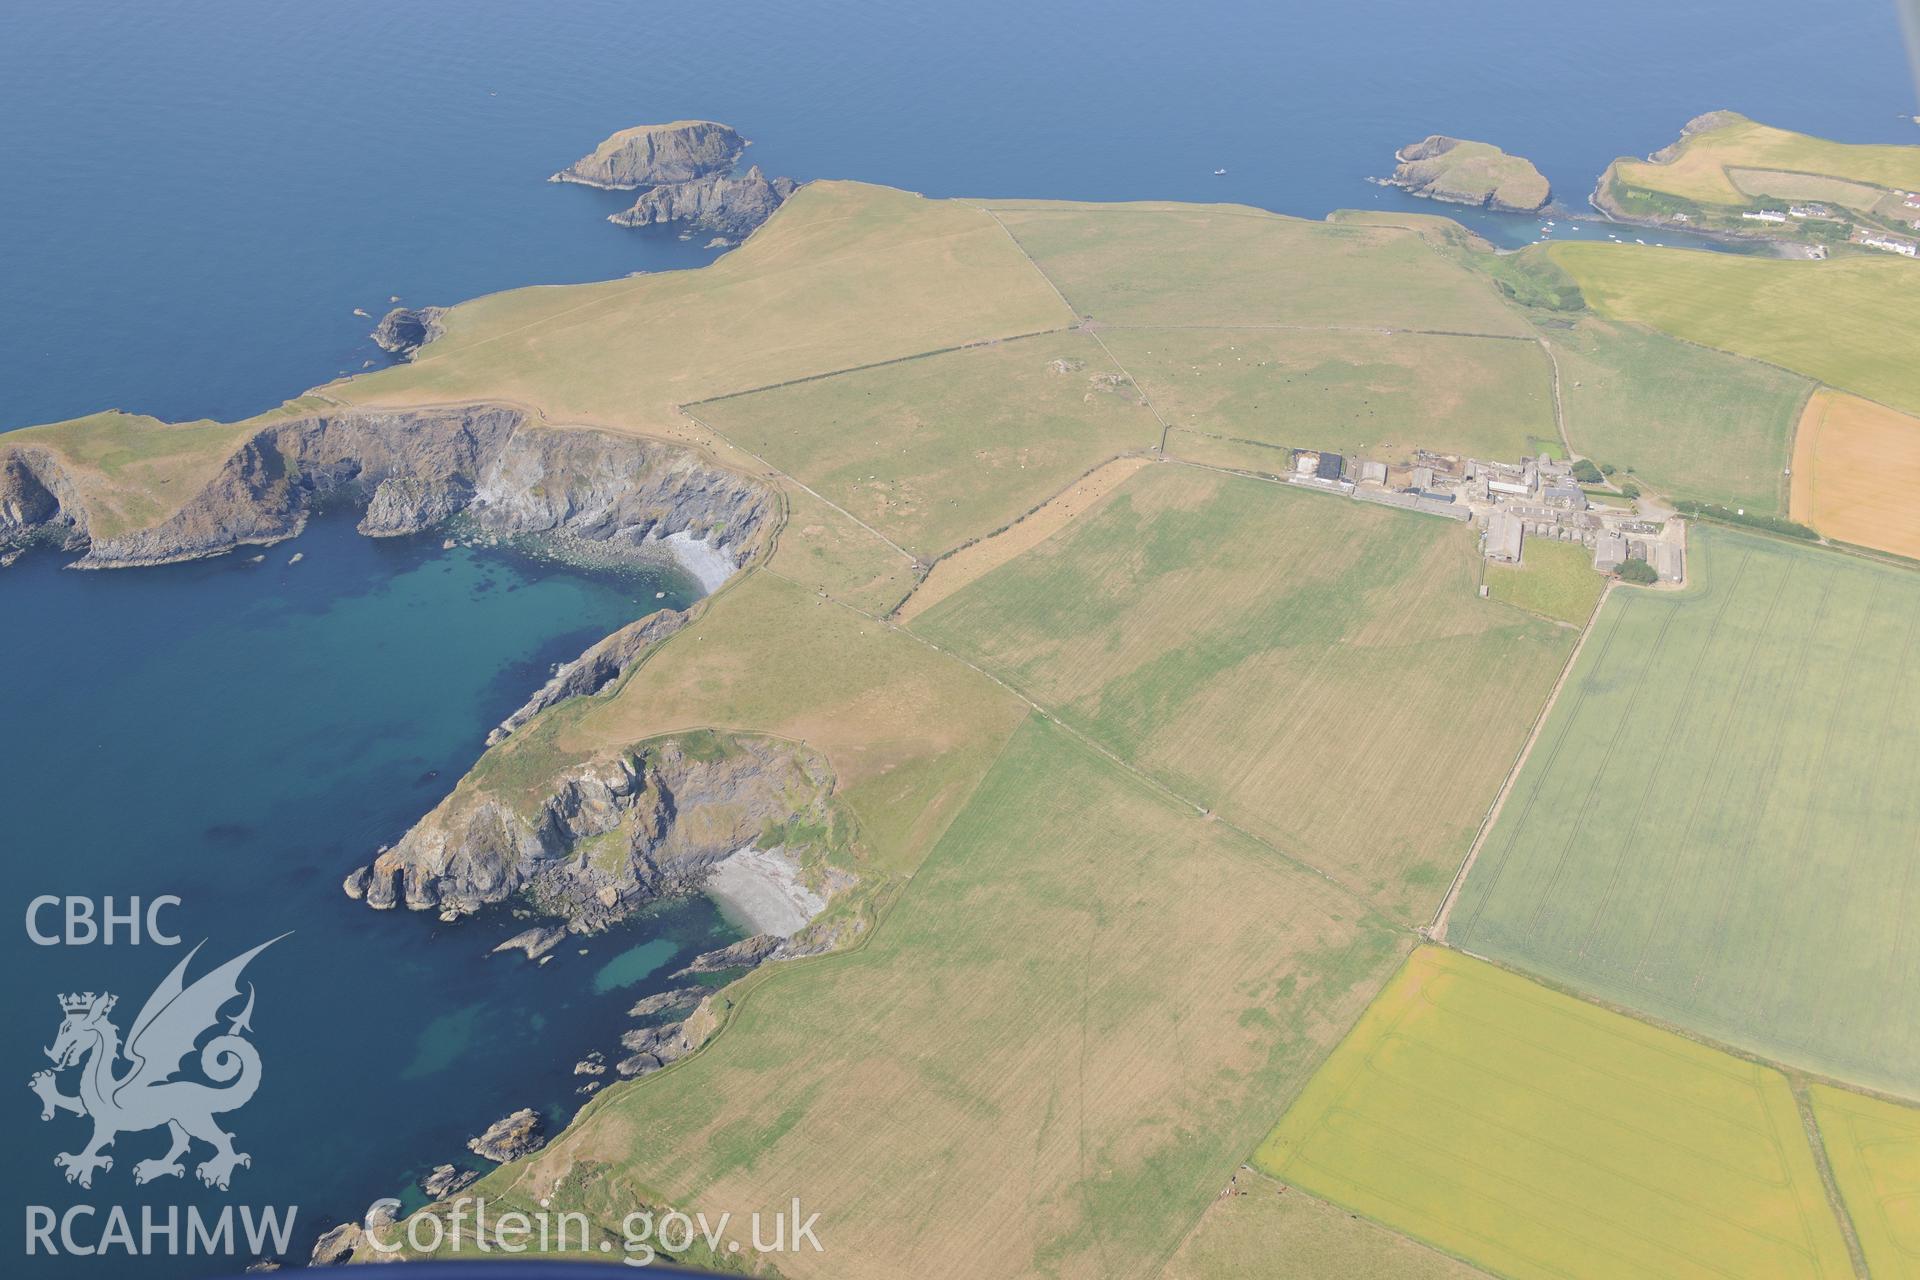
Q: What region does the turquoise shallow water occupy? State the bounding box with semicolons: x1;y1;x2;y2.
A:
1;0;1916;1273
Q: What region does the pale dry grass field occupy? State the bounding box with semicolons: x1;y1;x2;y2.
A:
1791;388;1920;559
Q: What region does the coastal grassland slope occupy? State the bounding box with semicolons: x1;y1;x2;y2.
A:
1810;1085;1920;1279
1539;309;1810;514
1548;243;1920;416
1098;327;1553;463
1449;525;1920;1097
986;201;1533;335
455;568;1028;880
445;717;1406;1280
1254;947;1855;1280
1165;1177;1496;1280
1790;389;1920;559
331;182;1076;433
911;463;1573;921
1606;112;1920;208
766;480;920;615
691;330;1162;561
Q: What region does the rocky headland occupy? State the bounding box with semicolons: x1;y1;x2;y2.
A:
369;305;446;361
608;166;798;243
468;1108;545;1163
347;733;843;932
1387;135;1551;213
0;404;775;579
549;121;745;190
485;607;688;746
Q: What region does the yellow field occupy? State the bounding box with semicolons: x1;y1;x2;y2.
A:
911;463;1573;920
693;330;1161;560
1811;1085;1920;1279
987;201;1532;335
473;717;1406;1280
1255;947;1855;1280
1097;327;1552;463
1791;388;1920;558
1611;113;1920;206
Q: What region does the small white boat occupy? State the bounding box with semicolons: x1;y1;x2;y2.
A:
1213;168;1227;176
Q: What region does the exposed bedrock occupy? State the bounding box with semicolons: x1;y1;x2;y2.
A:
608;166;799;241
370;305;447;360
549;121;746;190
0;448;89;558
353;734;839;931
487;607;688;746
0;404;775;580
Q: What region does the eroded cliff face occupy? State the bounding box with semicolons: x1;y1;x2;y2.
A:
609;167;799;241
549;121;746;190
0;447;87;561
370;305;447;360
0;404;776;580
349;734;839;931
487;608;689;746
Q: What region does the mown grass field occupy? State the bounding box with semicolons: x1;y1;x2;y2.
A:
1541;312;1809;514
911;463;1573;920
693;331;1161;560
1099;327;1551;463
1255;947;1855;1280
1550;243;1920;417
331;182;1075;432
494;716;1406;1280
1609;113;1920;206
1484;537;1606;626
1450;525;1920;1097
1811;1084;1920;1279
1791;389;1920;560
988;201;1532;335
1164;1176;1494;1280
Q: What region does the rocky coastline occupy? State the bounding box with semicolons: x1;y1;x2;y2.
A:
1386;135;1551;214
548;121;745;190
608;166;798;242
369;305;446;360
0;404;775;579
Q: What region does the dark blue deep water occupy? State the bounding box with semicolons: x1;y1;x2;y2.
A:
1;0;1916;1273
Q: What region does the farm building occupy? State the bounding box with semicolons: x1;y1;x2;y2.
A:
1742;210;1789;224
1356;459;1389;485
1652;542;1684;582
1484;511;1524;564
1594;533;1627;573
1315;451;1345;481
1543;482;1587;509
1410;465;1435;491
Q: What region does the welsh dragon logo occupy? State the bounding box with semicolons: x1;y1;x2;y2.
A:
28;936;284;1191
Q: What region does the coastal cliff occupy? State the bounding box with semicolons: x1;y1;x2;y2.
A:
370;305;447;360
1388;136;1551;213
609;166;799;242
0;405;776;582
549;121;745;189
486;608;689;746
347;733;841;931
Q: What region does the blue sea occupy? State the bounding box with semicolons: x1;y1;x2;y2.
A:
1;0;1915;1272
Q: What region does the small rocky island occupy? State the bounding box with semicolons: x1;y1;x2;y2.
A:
553;120;800;245
1386;135;1551;213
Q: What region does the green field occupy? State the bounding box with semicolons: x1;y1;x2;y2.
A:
989;202;1532;335
1450;525;1920;1097
912;463;1573;920
1165;1177;1494;1280
1811;1084;1920;1279
461;716;1405;1279
1483;536;1606;625
1255;947;1855;1280
1609;113;1920;207
693;331;1161;560
1099;327;1552;463
1550;243;1920;417
1540;312;1810;514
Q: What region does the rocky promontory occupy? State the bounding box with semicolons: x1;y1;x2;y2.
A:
1387;136;1551;213
370;305;446;361
609;166;798;242
486;607;689;746
468;1108;545;1163
350;733;840;931
549;121;745;190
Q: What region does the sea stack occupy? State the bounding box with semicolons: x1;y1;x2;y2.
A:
549;121;746;189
